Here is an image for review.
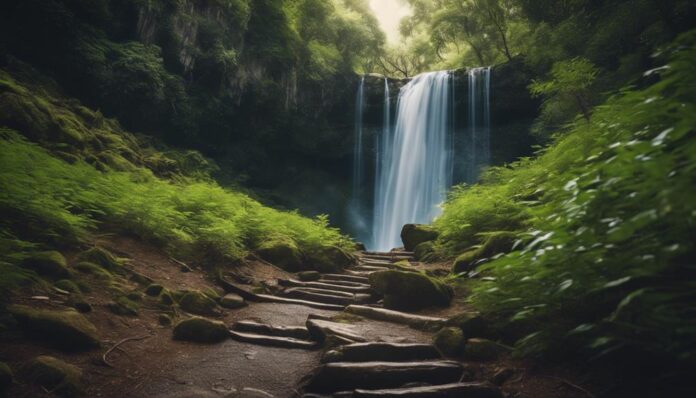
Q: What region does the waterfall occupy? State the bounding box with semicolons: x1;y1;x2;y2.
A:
467;67;491;181
372;71;454;251
352;77;365;199
372;77;391;248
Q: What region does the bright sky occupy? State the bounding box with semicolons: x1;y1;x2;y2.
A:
368;0;412;45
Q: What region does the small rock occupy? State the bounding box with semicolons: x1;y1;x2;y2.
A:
8;305;99;351
433;327;465;356
297;271;321;281
179;291;222;317
0;361;13;390
158;314;173;327
20;251;70;279
220;293;246;309
145;284;164;296
464;338;511;361
173;317;229;343
23;356;82;397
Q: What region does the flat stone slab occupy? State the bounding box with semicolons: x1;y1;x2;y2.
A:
303;360;463;393
306;318;367;344
345;305;446;330
352;382;503;398
232;320;310;340
228;330;317;350
321;274;370;284
278;279;372;293
255;294;344;311
323;342;441;363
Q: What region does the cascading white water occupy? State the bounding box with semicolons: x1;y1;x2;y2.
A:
352;77;365;199
467;67;491;181
372;71;454;251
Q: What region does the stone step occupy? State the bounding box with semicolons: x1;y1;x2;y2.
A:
306;317;366;344
361;254;414;262
344;270;378;277
302;360;463;393
352;265;390;272
363;251;414;257
282;288;367;306
231;320;310;340
228;330;317;349
255;294;344;311
278;279;372;294
323;342;441;363
360;259;398;266
345;305;446;330
321;274;370;284
290;287;356;298
352;382;503;398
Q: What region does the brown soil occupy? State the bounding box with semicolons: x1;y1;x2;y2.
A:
0;234;597;398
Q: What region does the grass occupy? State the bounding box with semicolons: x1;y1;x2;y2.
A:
434;31;696;363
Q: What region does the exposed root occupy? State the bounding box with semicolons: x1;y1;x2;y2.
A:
102;334;153;368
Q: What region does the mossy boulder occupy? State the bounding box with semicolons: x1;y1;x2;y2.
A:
173;317;229;343
73;262;113;280
107;296;139;316
0;361;12;390
297;271;321;281
464;338;511;361
305;245;355;273
23;356;82;397
76;247;124;274
55;280;81;294
159;290;176;306
446;312;488;338
145;284;165;296
401;224;438;251
179;291;222;317
256;238;303;272
414;241;437;262
20;251;70;279
158;314;173;327
8;305;99;351
129;271;154;285
452;232;518;274
433;327;466;357
220;293;246;309
368;270;453;311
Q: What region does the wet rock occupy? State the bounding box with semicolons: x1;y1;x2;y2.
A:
369;270;452;311
305;245;355;273
173;317;229;343
8;305;99;351
464;338;511;361
401;224;438;251
220;293;246;309
306;318;366;343
145;283;164;296
433;327;466;356
0;361;12;390
297;270;321;281
180;290;222;316
23;356;82;397
20;251;70;279
446;312;488;337
352;381;503;397
256;238;303;271
76;247;124;274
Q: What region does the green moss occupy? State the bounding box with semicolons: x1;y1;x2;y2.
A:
73;262;113;280
76;247;124;274
433;327;465;357
452;232;518;274
173;317;229;343
8;305;99;351
369;270;453;311
256;237;303;271
23;356;82;397
108;296;139;316
414;241;437;262
55;279;81;294
179;291;222;317
159;290;176;306
158;313;173;327
304;245;355;273
20;251;70;279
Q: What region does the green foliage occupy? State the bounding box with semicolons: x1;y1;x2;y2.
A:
0;130;352;266
436;32;696;364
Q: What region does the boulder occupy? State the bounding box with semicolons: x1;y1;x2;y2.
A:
297;270;321;281
433;327;465;357
179;291;222;317
107;296;139;316
75;247;124;274
305;245;355;273
20;251;70;279
8;305;99;351
220;293;246;309
23;356;82;397
464;338;511;361
256;238;303;271
401;224;438;251
414;241;437;262
173;317;229;343
0;361;12;390
368;270;452;311
159;290;176;306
